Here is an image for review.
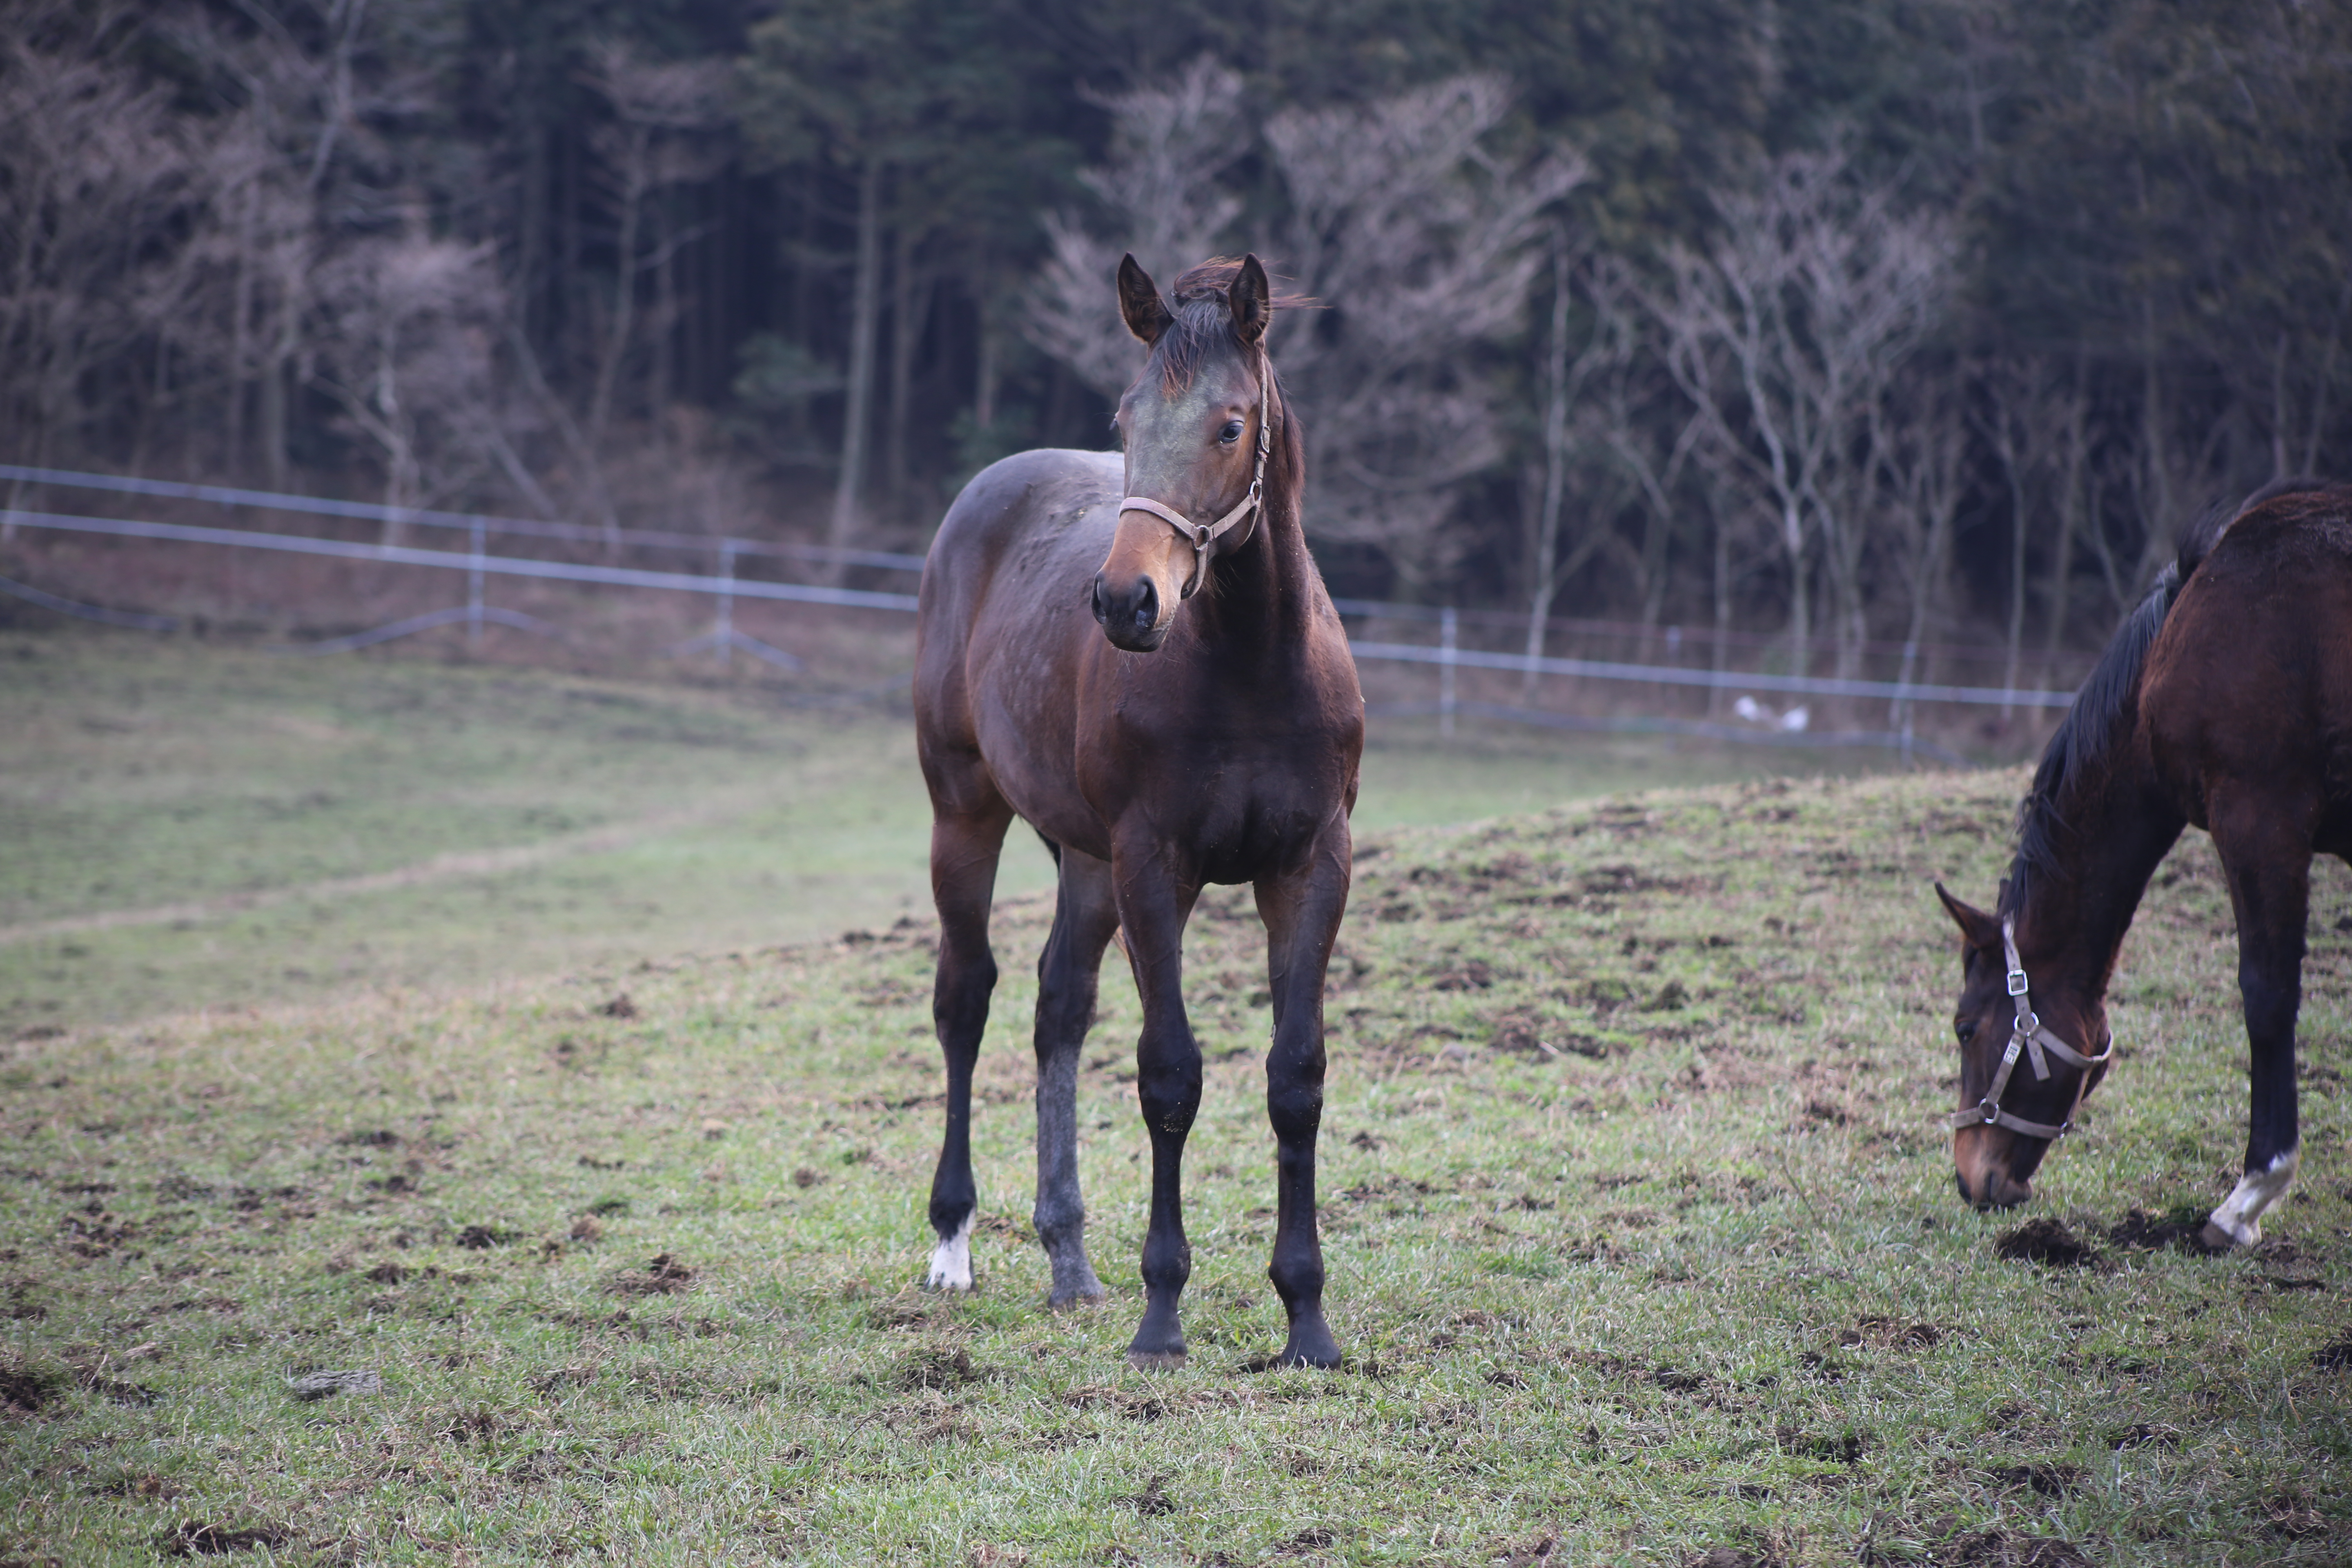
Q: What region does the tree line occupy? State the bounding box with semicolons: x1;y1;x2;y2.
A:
2;0;2344;682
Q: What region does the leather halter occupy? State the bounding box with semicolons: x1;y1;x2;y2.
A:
1118;352;1274;600
1947;915;2114;1140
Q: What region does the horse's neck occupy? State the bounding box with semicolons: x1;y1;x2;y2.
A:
2014;748;2185;997
1200;485;1321;653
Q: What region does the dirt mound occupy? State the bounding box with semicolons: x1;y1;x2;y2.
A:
1994;1217;2100;1267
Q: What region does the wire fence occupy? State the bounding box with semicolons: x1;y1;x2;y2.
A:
0;463;2076;763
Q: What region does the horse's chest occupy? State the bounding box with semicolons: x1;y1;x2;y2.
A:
1086;724;1354;878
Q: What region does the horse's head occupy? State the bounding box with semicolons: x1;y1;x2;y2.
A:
1935;883;2114;1209
1091;253;1277;653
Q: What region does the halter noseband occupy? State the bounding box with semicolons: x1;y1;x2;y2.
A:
1118;351;1274;600
1947;915;2114;1140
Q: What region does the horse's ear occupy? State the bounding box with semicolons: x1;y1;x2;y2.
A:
1118;254;1173;346
1935;882;2001;951
1229;253;1271;346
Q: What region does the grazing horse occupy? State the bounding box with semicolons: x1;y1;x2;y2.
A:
911;254;1363;1367
1936;479;2350;1248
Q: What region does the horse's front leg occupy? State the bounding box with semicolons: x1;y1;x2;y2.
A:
925;802;1013;1290
2205;804;2311;1249
1253;816;1351;1368
1111;841;1202;1367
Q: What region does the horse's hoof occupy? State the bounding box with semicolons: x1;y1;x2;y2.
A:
2199;1218;2250;1252
1276;1321;1343;1370
926;1216;976;1291
1125;1348;1187;1371
1047;1283;1109;1312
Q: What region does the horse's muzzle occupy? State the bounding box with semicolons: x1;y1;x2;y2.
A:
1092;573;1166;652
1953;1125;2041;1209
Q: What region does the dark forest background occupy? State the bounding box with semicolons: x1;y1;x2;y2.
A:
3;0;2346;685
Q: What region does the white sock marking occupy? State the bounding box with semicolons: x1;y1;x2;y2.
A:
2207;1147;2299;1247
926;1212;976;1292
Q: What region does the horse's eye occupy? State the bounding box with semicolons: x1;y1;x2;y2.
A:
1954;1019;1977;1045
1219;419;1245;445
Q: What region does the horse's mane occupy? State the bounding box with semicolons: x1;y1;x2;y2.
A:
1150;258;1310;395
2003;477;2333;916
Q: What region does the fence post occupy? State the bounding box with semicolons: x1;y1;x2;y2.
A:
1891;636;1919;765
467;518;485;650
1439;605;1458;738
714;539;737;670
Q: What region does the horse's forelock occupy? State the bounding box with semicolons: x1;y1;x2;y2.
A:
1147;258;1307;394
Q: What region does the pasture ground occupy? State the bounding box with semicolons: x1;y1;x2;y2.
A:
1;630;2346;1564
0;630;1885;1032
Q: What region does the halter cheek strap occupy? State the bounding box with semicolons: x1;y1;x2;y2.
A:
1946;915;2116;1140
1118;354;1274;600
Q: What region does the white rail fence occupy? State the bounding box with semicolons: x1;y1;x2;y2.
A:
0;464;2078;764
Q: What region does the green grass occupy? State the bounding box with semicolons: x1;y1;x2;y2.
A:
0;631;1887;1031
2;744;2346;1563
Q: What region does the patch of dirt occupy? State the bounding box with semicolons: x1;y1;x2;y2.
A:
454;1224;517;1250
1119;1474;1176;1516
1989;1461;2084;1496
1275;1527;1336;1556
158;1520;290;1556
1428;957;1494;991
1842;1317;1944;1349
0;1357;64;1415
595;993;637;1019
287;1370;381;1401
2107;1205;2224;1253
1930;1528;2092;1566
1993;1217;2101;1267
2264;1492;2331;1538
864;1292;932;1330
609;1253;694;1295
1775;1424;1868;1464
1065;1385;1169;1419
894;1346;988;1391
442;1408;500;1442
2313;1331;2352;1372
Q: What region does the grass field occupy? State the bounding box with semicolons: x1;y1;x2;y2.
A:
0;627;2346;1564
0;630;1887;1032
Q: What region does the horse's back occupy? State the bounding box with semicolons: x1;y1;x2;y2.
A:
2143;483;2352;831
915;449;1122;807
925;449;1120;590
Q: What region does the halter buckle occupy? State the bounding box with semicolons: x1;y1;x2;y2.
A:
2005;968;2029;997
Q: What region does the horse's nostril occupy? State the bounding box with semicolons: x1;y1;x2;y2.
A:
1091;576;1109;624
1134;579;1157;630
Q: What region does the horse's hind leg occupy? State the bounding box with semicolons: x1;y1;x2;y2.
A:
1252;819;1352;1368
925;797;1014;1290
1032;843;1118;1307
2205;798;2311;1249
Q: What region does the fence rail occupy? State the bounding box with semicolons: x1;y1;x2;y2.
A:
0;472;2083;754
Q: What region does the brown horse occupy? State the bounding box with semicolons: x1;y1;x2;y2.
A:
1937;479;2350;1247
911;254;1363;1367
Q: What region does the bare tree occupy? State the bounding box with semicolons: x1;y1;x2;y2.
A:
1263;76;1588;595
1025;66;1584;596
1877;362;1967;717
1026;57;1249;399
309;231;505;541
1651;151;1948;680
0;3;209;488
581;44;728;449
